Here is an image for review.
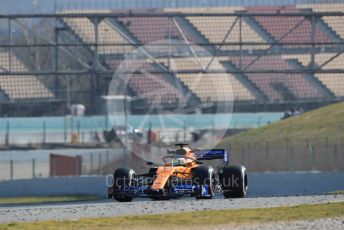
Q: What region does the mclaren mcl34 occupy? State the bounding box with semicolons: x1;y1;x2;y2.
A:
108;143;248;201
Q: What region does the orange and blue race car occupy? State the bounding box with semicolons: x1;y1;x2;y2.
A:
108;143;248;201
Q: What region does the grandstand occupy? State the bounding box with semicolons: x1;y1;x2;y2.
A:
165;7;270;50
166;57;255;102
62;10;134;54
221;55;324;101
282;53;344;97
116;9;198;45
1;1;344;116
246;5;334;47
297;3;344;40
0;50;54;101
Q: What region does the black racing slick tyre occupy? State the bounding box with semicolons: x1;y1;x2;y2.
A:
113;168;135;202
221;165;247;198
192;166;215;199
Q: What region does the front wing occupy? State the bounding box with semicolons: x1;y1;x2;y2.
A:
108;176;212;198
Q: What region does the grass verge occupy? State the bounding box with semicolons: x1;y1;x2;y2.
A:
1;202;343;230
0;196;100;205
329;190;344;195
217;102;344;149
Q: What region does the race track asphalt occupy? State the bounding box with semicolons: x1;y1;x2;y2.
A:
0;194;343;223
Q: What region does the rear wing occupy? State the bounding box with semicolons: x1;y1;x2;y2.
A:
195;149;229;165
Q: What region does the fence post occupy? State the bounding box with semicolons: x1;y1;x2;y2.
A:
90;153;93;174
75;155;81;176
98;153;102;175
106;150;109;164
82;132;85;145
334;145;338;171
306;139;310;170
338;125;343;165
10;159;13;180
289;145;294;171
240;146;245;166
257;115;261;127
183;121;186;142
82;161;86;175
64;116;67;143
105;114;108;130
266;141;270;170
5;121;9;147
311;144;316;171
32;158;36;179
247;142;250;169
286;137;290;171
43;121;46;145
77;121;80;143
52;157;56;177
70;116;74;143
212;122;215;144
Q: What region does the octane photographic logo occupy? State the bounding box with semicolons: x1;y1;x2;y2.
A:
105;174;241;190
107;39;234;166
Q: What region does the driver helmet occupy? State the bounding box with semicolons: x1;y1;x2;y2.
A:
172;158;186;166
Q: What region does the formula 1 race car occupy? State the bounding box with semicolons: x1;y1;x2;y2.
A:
108;143;247;201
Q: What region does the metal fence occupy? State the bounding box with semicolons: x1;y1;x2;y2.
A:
0;131;343;182
3;0;344;15
0;148;122;181
229;138;344;172
0;116;108;145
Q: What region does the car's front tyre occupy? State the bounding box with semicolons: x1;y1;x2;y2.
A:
113;168;136;202
192;166;215;199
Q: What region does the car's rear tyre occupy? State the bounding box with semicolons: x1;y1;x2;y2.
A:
221;165;247;198
113;168;135;202
193;166;215;199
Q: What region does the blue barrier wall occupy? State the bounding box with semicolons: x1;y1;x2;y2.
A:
247;172;344;197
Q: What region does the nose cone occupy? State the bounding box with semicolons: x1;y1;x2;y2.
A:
151;172;171;190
